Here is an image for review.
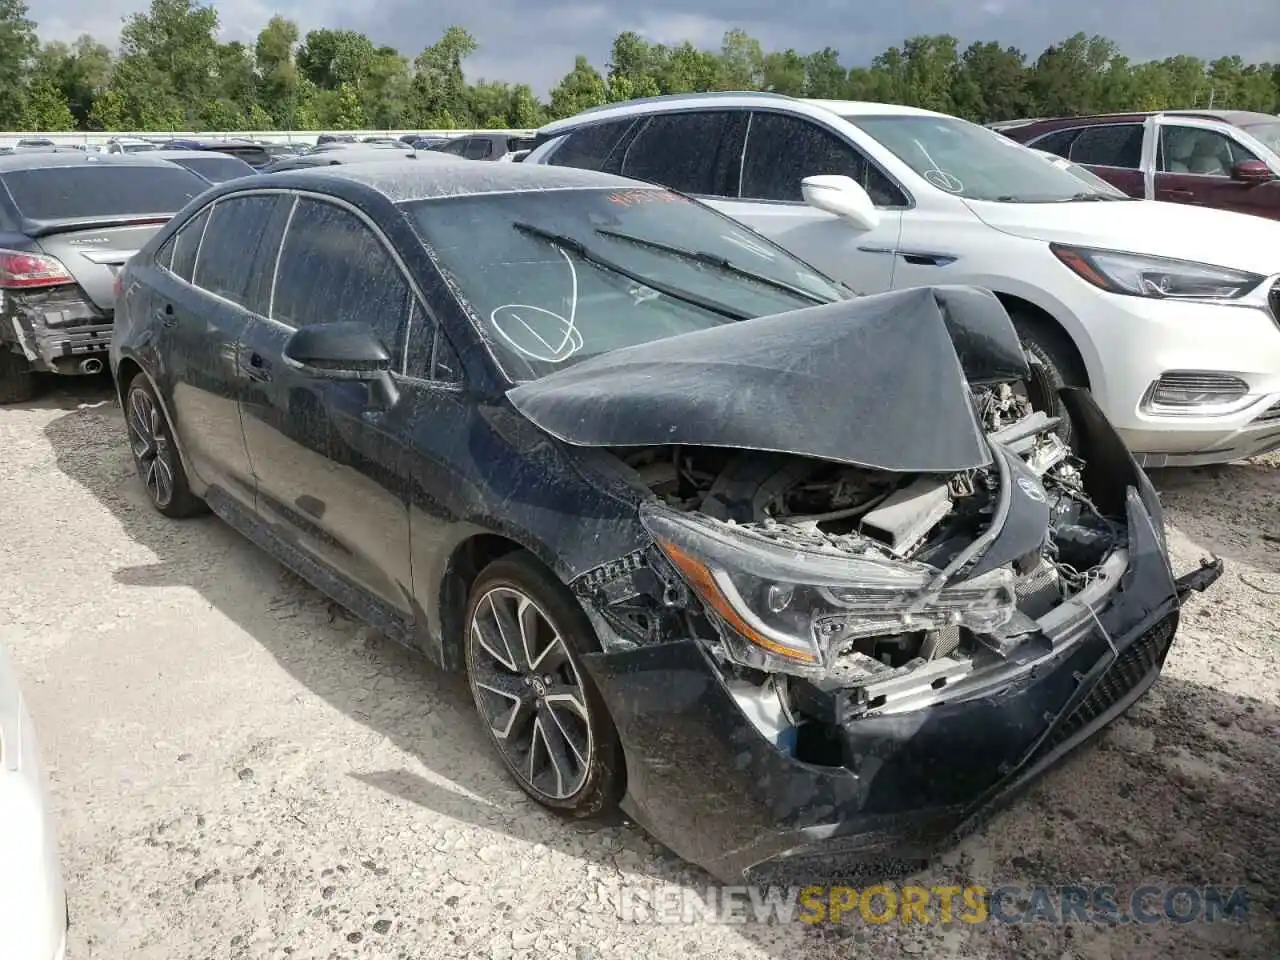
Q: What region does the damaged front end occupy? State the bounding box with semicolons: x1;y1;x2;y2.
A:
509;285;1224;883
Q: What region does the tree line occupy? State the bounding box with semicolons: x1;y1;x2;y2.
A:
4;0;1279;134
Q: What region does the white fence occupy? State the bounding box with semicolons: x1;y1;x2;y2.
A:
0;129;537;147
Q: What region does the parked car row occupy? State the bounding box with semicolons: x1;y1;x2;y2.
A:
0;95;1246;923
525;93;1280;468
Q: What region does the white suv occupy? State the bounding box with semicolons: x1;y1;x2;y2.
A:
528;93;1280;467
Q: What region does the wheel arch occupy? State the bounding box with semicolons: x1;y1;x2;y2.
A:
113;355;202;491
990;290;1094;390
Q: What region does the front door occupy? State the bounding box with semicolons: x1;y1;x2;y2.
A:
1066;122;1147;198
705;111;904;293
1153;121;1280;218
237;196;417;619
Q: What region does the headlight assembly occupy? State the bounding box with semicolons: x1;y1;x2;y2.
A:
640;502;1017;680
1051;243;1264;300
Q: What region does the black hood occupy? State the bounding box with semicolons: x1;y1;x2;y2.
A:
506;285;1030;474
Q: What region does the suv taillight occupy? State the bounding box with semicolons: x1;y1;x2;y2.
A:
0;249;74;289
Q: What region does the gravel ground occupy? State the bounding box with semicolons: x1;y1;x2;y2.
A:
1;376;1278;960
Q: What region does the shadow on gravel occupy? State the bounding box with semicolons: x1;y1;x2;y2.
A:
1151;463;1280;570
41;403;1280;959
7;370;114;411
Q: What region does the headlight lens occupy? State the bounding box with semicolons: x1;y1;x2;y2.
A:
1051;243;1264;300
640;502;1017;680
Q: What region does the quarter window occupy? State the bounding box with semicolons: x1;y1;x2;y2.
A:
547;119;636;171
1068;124;1143;169
167;205;212;282
620;111;742;195
741;112;907;206
270;199;412;362
1028;128;1082;158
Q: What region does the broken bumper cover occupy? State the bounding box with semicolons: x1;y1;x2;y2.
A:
580;493;1221;886
8;314;112;373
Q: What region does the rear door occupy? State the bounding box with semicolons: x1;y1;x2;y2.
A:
237;196;416;619
148;192;291;508
706;110;903;293
1063;122;1146;197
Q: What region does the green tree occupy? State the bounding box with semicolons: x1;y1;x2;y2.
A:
412;25;478;125
22;77;74;130
548;55;607;118
0;0;37;127
255;16;300;128
297;28;375;91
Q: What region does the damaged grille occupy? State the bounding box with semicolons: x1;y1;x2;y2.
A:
1038;613;1178;756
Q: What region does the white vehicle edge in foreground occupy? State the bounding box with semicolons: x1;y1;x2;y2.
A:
0;640;67;960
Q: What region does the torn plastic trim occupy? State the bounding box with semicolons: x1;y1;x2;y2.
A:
3;295;110;371
639;499;1019;681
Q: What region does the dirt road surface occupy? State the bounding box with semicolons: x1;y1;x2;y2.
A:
2;378;1277;960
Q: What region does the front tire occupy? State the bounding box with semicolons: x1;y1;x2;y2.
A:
123;374;207;518
1011;314;1088;448
0;350;35;404
464;552;624;817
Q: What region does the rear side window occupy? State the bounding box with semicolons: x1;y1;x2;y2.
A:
547;119;636;170
193;195;286;312
438;138;470;157
0;165;205;221
620;112;743;195
1027;128;1082;158
167;205;212;281
740;112;908;206
1068;124;1143;169
465;139;492;160
270;198;412;358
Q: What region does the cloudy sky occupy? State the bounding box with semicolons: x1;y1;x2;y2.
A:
34;0;1280;96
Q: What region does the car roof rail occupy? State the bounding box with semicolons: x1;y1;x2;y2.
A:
575;90;800;117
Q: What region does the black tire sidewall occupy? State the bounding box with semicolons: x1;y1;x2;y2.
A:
463;552;625;818
125;374;205;518
0;350;35;404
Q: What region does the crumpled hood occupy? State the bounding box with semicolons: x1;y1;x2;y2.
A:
965;198;1280;275
506;285;1029;473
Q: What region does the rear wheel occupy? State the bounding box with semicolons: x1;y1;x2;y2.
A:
124;374;207;518
0;350;36;404
464;552;624;817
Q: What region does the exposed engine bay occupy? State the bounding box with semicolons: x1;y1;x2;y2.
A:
590;380;1128;735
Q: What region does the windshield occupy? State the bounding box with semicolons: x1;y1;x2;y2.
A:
403;187;846;381
1241;121;1280;155
848;114;1116;202
0;165;207;221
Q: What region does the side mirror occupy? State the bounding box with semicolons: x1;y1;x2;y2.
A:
801;175;881;231
282;321;399;406
282;321;391;378
1231;160;1275;184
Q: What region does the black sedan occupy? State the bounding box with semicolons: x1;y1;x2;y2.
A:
0;153;210;402
109;161;1220;883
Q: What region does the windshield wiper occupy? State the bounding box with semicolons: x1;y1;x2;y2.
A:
1063;191;1125;202
594;228;836;305
511;222;751;321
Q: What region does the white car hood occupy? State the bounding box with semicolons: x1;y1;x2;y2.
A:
965;198;1280;276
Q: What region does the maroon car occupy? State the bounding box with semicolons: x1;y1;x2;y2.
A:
999;110;1280;220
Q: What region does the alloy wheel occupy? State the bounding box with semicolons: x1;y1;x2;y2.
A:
125;386;175;509
467;585;593;800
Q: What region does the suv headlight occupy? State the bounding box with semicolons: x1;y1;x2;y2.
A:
640;502;1016;680
1051;243;1264;300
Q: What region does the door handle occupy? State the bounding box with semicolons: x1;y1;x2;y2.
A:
1167;189;1196;201
240;350;272;382
155;303;176;327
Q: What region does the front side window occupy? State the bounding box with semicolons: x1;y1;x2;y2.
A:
1240;121;1280;156
402;186;847;382
438;138;470;157
849;114;1125;203
619;111;742;195
741;112;907;206
270;198;412;360
1160;126;1260;176
465;139;492;160
192;195;285;312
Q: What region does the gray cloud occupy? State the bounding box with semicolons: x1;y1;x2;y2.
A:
34;0;1280;96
